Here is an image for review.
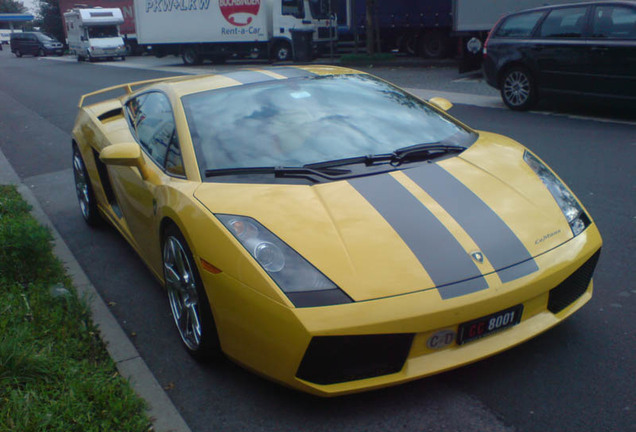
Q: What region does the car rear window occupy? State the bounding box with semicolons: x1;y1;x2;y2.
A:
495;11;544;37
592;5;636;39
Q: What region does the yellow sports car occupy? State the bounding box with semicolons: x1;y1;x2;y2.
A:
72;66;602;396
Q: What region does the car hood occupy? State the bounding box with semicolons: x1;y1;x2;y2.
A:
194;132;573;302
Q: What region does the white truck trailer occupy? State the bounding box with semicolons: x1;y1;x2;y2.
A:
64;7;127;61
134;0;338;64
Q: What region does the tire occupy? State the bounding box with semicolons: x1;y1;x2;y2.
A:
15;49;22;58
163;225;220;360
38;48;45;57
72;144;102;226
181;46;202;65
420;31;449;59
500;66;538;111
120;56;126;61
77;55;83;62
271;41;292;62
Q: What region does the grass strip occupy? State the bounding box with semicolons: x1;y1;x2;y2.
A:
0;185;152;432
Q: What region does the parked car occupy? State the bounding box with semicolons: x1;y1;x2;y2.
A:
483;1;636;110
71;66;601;396
10;31;64;57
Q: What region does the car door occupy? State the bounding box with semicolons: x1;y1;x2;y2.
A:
109;91;185;274
24;33;38;55
532;5;591;94
587;4;636;99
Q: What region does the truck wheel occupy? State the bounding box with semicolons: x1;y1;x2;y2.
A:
500;66;538;111
182;46;202;65
272;41;291;62
420;31;449;59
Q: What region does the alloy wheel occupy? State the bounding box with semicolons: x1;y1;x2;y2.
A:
164;235;202;351
72;149;91;221
503;70;531;107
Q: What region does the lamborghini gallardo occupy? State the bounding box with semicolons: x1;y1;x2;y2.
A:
72;66;602;396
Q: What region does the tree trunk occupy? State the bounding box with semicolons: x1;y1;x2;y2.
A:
365;0;375;55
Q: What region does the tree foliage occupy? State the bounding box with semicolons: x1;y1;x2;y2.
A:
35;0;64;43
0;0;28;14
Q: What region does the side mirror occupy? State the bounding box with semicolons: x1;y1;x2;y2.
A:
100;142;159;183
428;97;453;111
100;142;142;166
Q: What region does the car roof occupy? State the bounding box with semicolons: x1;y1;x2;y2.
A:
505;0;635;15
153;65;367;98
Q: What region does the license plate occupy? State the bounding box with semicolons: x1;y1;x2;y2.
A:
457;304;523;345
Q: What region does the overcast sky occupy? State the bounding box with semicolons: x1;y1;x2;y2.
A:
22;0;37;15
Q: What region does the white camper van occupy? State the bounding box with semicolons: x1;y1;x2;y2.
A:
64;7;127;61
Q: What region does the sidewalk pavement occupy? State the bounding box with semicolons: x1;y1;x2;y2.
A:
0;146;191;432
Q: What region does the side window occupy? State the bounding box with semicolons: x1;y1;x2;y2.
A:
495;11;544;38
538;7;588;38
282;0;304;18
127;92;184;176
592;6;636;39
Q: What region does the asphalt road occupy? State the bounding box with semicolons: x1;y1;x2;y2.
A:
1;49;634;432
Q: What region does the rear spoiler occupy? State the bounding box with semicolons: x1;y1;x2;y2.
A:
78;76;185;108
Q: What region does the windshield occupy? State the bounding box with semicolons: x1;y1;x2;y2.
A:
36;33;57;42
182;74;475;176
87;25;119;38
309;0;334;19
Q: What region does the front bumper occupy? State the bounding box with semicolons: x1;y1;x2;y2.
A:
202;224;602;396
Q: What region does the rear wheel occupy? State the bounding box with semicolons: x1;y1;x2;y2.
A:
500;66;538;111
420;31;449;59
72;144;101;226
163;225;220;360
271;41;292;62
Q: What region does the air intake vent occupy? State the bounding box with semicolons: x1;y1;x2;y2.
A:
548;250;601;314
98;108;123;122
296;333;414;385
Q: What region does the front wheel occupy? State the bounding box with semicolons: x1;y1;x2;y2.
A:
72;144;101;226
38;48;45;57
182;46;202;65
15;49;22;58
163;226;220;360
500;66;538;111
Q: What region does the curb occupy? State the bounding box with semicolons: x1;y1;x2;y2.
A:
0;149;192;432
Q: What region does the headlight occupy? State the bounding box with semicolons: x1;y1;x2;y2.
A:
524;150;590;236
217;215;352;308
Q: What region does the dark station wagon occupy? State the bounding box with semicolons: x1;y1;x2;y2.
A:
483;1;636;110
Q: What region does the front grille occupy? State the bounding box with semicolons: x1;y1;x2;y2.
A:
317;27;332;39
296;333;414;385
547;250;601;314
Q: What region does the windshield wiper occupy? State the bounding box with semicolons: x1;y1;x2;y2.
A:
204;166;351;183
391;143;467;165
304;143;467;170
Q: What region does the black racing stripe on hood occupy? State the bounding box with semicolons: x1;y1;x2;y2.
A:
349;173;488;299
267;67;317;78
405;164;538;283
221;70;278;85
